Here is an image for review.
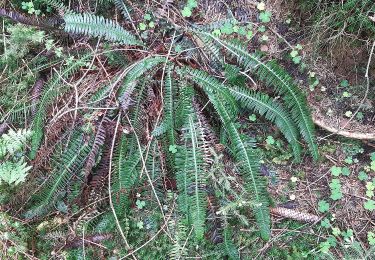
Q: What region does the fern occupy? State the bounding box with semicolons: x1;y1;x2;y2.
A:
255;60;318;160
0;129;32;186
196;33;319;160
112;0;133;21
0;160;31;185
38;0;71;13
25;131;92;219
186;68;271;240
0;129;32;159
169;220;189;259
29;56;90;159
117;56;165;98
63;13;142;46
226;86;302;161
112;133;143;217
152;68;176;143
176;111;208;240
223;227;240;260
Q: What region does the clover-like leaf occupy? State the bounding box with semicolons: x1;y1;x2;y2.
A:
330;166;342;176
364;200;375;211
181;6;192;17
259;11;272;23
318;200;329;213
169;145;177;154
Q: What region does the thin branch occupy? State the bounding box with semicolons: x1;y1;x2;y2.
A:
108;113;138;260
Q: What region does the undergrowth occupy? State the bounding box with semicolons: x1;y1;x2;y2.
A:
0;0;372;259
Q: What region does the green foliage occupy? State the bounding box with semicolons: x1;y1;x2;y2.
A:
0;24;44;70
0;2;322;257
186;68;271;240
299;0;375;47
0;213;29;257
25;130;93;218
228;86;301;161
197;33;319;160
329;179;343;200
318;200;329;213
112;0;133;20
63;13;143;46
29;55;90;159
0;129;32;186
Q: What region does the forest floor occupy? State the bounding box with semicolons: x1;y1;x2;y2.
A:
238;1;375;258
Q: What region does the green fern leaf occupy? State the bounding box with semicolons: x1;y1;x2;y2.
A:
29;56;89;159
117;56;165;98
152;67;176;143
63;13;142;46
223;228;240;260
186;68;271;240
39;0;71;13
176;109;208;240
25;131;92;218
112;0;133;21
227;86;301;161
197;33;319;160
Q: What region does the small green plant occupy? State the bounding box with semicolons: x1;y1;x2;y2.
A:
248;114;257;122
358;171;368;181
329;179;343;200
318;200;329;213
368;232;375;246
308;71;319;91
340;80;350;88
342;167;350;176
139;13;155;31
21;1;42;15
365;182;374;198
266;135;275;145
259;11;272;23
364;199;375;211
290;44;303;64
0;129;32;186
181;0;198;17
320;218;331;228
330;166;342;176
344;111;353;118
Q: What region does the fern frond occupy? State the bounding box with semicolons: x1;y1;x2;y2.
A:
174;84;194;130
223;227;240;260
83;116;109;177
0;129;32;159
63;13;142;46
25;131;92;219
255;60;318;160
88;84;111;104
182;67;239;120
152;67;176;144
128;80;148;137
186;68;271;240
29;56;90;159
117;56;165;98
112;0;133;21
169;220;189;259
39;0;71;13
227;86;301;161
0;160;31;185
176;110;208;240
112;133;143;217
197;33;319;160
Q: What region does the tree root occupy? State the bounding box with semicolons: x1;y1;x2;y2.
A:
313;115;375;140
